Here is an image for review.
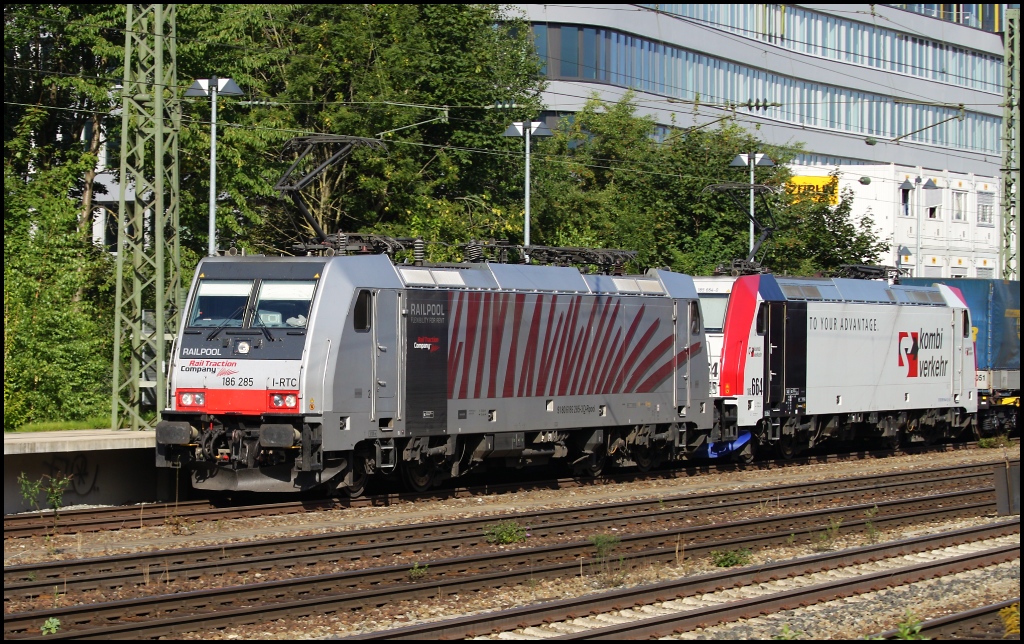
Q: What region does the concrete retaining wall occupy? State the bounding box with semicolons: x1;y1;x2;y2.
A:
4;448;179;514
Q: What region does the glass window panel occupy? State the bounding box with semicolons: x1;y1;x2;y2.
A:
537;14;1000;154
254;280;317;328
188;280;253;328
560;26;579;77
697;294;729;332
533;24;548;76
582;27;596;79
977;192;994;225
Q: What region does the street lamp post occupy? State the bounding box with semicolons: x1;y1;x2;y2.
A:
186;76;243;256
730;152;775;253
503;120;552;259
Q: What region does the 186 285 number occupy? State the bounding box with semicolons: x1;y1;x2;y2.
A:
223;377;254;387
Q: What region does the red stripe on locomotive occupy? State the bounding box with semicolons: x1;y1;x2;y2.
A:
720;275;760;397
535;295;561;396
191;388;300;415
487;292;510;398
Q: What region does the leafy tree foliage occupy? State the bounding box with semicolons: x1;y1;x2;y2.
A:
5;5;123;429
771;172;889;275
174;4;544;255
529;94;885;274
5;110;113;430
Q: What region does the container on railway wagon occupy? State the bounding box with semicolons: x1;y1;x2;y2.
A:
901;277;1019;436
156;254;714;494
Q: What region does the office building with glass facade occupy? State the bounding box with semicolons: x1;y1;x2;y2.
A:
514;4;1009;277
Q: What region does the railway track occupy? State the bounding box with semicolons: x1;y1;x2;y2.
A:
2;440;997;538
5;513;1016;640
3;461;1004;596
2;483;1010;638
873;598;1020;640
344;527;1020;640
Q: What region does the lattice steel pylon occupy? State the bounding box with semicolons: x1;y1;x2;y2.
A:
1002;7;1019;280
111;5;182;430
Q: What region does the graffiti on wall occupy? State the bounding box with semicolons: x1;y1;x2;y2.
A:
44;454;100;497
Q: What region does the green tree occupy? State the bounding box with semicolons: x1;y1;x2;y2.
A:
173;4;545;256
4;4;125;239
528;93;884;276
770;171;889;275
4;5;122;429
5;110;113;430
529;93;799;274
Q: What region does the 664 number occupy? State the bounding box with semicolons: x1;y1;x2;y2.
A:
748;377;763;396
223;377;254;387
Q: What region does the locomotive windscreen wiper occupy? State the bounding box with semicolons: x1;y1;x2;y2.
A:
206;305;246;341
251;308;275;342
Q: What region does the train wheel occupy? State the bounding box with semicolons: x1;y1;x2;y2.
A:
575;450;606;478
735;440;755;464
633;446;654;472
402;460;434;493
345;454;368;498
777;433;797;460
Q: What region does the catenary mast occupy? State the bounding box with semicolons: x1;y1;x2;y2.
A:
111;4;182;430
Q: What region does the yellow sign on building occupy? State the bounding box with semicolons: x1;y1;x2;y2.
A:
787;176;838;204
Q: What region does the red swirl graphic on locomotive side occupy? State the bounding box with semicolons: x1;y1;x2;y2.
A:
446;291;698;399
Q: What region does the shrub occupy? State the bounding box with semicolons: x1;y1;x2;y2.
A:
484;520;529;544
710;548;752;567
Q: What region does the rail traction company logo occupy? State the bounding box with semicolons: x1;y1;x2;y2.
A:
180;359;238;374
898;329;948;378
413;336;441;353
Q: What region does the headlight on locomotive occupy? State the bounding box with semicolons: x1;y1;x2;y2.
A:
178;391;205;407
269;392;299;409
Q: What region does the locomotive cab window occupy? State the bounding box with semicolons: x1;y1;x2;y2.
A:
689;301;702;335
253;280;316;328
353;289;371;331
697;294;729;333
187;280;253;327
962;310;970;338
756;303;768;336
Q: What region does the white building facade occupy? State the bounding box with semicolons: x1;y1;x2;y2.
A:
512;3;1010;278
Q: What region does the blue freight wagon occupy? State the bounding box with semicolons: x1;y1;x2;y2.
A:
901;278;1019;436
